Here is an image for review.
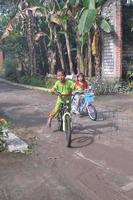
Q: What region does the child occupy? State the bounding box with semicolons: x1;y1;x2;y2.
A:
46;70;74;128
72;73;90;114
74;73;89;91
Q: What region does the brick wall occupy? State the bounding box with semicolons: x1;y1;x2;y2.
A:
101;0;115;78
114;0;122;79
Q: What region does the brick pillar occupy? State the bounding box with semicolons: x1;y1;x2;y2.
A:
114;0;122;79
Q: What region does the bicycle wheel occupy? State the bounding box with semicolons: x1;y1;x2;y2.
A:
86;104;97;121
65;115;72;147
57;112;63;131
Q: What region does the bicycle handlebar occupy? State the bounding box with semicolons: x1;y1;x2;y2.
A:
53;91;73;97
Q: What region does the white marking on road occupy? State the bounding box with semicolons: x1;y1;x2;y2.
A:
121;181;133;191
74;151;105;168
45;134;51;138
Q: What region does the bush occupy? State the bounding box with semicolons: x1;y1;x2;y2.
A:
18;75;56;89
43;77;56;88
0;118;8;152
89;78;133;95
4;59;17;81
126;66;133;83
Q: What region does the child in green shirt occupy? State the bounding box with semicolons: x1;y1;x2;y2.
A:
46;70;74;128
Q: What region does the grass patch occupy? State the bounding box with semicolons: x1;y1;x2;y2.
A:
18;75;56;89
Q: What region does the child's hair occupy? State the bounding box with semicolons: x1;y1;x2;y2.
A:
77;73;85;81
56;69;66;76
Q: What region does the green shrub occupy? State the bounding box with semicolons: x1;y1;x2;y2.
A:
0;118;8;152
18;75;56;89
43;77;56;88
128;81;133;87
89;78;133;95
126;66;133;82
4;59;17;81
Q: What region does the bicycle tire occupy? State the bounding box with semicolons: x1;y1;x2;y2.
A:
86;104;97;121
65;115;72;147
57;112;63;131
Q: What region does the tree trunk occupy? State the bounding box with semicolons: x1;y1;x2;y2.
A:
79;52;84;74
64;28;73;74
84;45;88;77
26;11;36;77
54;27;65;71
88;36;92;78
92;29;101;78
76;33;84;74
42;37;50;74
76;44;81;74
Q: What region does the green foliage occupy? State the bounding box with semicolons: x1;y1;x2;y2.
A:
96;0;107;7
83;0;107;9
30;75;46;87
123;58;133;82
98;18;112;33
3;30;28;57
68;0;80;5
44;77;57;88
88;0;95;9
126;66;133;82
4;59;17;81
78;0;111;49
0;15;10;37
1;0;110;80
89;78;133;95
78;9;96;35
0;118;8;152
19;75;56;88
128;81;133;87
83;0;88;8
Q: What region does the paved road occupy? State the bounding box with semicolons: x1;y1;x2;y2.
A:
0;80;133;200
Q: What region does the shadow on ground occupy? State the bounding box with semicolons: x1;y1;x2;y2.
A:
70;109;119;148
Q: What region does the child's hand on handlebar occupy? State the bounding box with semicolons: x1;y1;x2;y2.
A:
49;88;56;94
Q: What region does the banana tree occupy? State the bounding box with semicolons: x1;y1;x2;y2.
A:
42;1;66;73
1;1;45;76
77;0;111;76
47;2;74;74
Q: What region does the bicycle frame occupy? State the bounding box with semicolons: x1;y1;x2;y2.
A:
58;100;72;131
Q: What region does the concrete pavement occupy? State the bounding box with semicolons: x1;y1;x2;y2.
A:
0;79;133;200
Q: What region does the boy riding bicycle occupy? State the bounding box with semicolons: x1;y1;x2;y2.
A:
46;71;92;127
46;70;74;128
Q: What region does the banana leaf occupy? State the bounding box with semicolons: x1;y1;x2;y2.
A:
99;18;112;33
78;8;96;35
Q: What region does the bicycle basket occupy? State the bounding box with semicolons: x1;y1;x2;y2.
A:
84;93;95;103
